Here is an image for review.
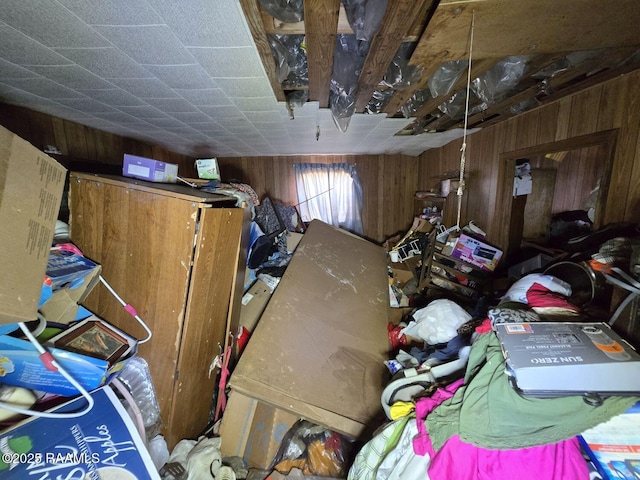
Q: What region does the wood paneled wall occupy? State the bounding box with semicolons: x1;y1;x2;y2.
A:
419;69;640;252
217;154;419;244
0;103;195;173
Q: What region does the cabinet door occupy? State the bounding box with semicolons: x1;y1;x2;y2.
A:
69;177;198;439
168;207;245;446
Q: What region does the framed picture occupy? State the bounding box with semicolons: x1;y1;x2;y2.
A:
54;321;130;364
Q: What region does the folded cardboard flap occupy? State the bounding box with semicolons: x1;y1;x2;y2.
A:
219;390;299;470
0;125;67;325
39;248;102;324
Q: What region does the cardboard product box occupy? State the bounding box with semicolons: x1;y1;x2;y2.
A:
39;247;102;324
579;401;640;480
0;385;160;479
0;126;67;325
229;220;391;440
495;322;640;397
123;154;178;183
0;316;137;395
451;234;503;272
239;279;273;333
219;390;299;470
195;157;220;180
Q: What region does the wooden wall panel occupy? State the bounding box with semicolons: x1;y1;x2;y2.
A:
417;69;640;252
0;102;194;174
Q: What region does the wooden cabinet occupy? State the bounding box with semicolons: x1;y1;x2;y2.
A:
68;173;248;448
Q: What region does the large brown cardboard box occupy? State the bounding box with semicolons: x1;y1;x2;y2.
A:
229;220;390;440
219;390;298;469
0;126;66;325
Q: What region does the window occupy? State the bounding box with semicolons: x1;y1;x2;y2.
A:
294;163;363;235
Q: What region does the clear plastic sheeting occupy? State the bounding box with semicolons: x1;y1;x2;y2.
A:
379;42;423;90
330;34;367;133
342;0;388;42
401;88;433;118
268;34;308;88
365;88;395;114
438;89;485;119
258;0;304;23
428;60;469;98
471;55;530;105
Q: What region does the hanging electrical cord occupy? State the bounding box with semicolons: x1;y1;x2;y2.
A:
99;275;152;344
0;320;95;419
456;10;476;231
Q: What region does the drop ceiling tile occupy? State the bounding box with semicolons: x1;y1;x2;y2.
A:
2;77;85;99
0;0;109;48
214;77;274;98
147;117;186;128
143;64;217;89
197;105;242;118
57;0;163;25
27;65;115;90
175;88;229;106
54;47;152;79
0;26;72;66
94;25;196;65
152;0;252;48
189;47;264;78
118;104;169;119
55;97;119;113
110;78;178;98
145;97;200;112
171;111;213;123
233;97;279;112
77;88;147;106
92;111;149;124
0;59;39;79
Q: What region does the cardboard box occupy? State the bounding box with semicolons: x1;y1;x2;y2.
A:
219;390;299;469
579;401;640;480
229;220;390;440
0;125;67;326
451;234;503;272
441;178;460;197
39;247;102;324
0;315;137;395
195;158;220;180
123;154;178;183
495;322;640;396
0;386;160;479
239;279;272;333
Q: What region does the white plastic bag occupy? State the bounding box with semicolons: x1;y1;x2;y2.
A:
401;299;471;345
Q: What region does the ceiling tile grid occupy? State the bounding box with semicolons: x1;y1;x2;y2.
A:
0;0;471;157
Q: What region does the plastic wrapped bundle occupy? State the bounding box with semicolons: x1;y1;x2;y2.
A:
341;0;388;42
472;55;530;105
259;0;304;23
330;35;366;132
428;60;468;98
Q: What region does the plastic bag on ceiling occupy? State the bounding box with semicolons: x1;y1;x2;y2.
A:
330;34;366;133
428;60;469;98
365;88;394;114
268;34;308;87
400;88;433;118
258;0;304;23
341;0;388;42
379;42;423;90
472;55;530;105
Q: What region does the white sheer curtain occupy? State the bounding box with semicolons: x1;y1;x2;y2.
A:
294;163;364;235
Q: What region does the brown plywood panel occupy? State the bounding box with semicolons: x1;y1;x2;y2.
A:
170;207;245;445
305;0;341;107
411;0;640;68
229;220;390;439
523;168;557;242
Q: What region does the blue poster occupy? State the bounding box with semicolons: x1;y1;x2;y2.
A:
0;386;160;479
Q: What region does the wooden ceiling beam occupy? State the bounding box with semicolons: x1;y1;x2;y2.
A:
239;0;286;102
305;0;341;107
354;0;433;113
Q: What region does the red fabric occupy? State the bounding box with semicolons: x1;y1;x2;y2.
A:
525;282;580;313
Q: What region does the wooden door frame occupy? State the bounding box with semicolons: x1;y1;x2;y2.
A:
496;129;618;259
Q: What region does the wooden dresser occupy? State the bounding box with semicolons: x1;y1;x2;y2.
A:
68;173;248;448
